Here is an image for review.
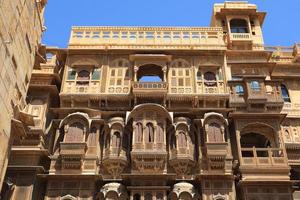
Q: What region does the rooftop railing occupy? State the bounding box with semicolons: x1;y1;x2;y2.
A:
69;26;225;50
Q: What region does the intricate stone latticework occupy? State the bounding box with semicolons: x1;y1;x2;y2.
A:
2;1;300;200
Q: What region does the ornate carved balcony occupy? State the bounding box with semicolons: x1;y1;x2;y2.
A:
169;148;195;176
132;82;168;97
228;79;284;110
239;147;290;181
206;142;228;158
62;81;101;94
102;148;128;178
204;142;231;172
196;81;227;95
131;142;167;173
169;148;194;161
60;142;87;169
69;26;226;50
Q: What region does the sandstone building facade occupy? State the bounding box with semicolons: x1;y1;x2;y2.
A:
0;0;47;190
2;1;300;200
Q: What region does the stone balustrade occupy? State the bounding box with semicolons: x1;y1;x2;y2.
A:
230;33;252;41
240;147;287;167
69;26;225;50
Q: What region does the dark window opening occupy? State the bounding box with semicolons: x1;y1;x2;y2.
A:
204;71;217;86
230;19;249;33
76;70;90;85
235;85;244;94
281;84;291;102
240;133;271;157
250;81;260;91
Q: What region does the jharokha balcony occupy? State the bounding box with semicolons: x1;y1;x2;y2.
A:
169;148;194;161
102;147;128;178
59;142;87;169
103;147;127;162
228;77;284;110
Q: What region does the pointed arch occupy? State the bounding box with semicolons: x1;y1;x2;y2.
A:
145;123;154;143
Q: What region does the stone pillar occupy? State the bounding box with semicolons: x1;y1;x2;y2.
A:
162;66;167;82
134;65;138;82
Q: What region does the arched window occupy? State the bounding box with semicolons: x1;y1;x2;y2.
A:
177;131;187;148
122;133;129;149
65;122;84;143
281;84;291;102
135;122;143;142
91;68;101;80
240;132;271;157
156;193;164;200
197;69;202;81
67;68;76;80
284;130;291;142
250;81;260;91
230;19;249;33
235;85;244;94
105;134;110;149
207;123;223;142
145;123;154;143
88;126;97;146
77;70;90;85
204;72;217;86
157;123;164;143
134;194;141;200
170;134;177;149
145;193;152;200
111;132;121;149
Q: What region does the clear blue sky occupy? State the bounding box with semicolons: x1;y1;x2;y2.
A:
42;0;299;48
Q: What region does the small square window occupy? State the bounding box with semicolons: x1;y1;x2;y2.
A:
178;70;183;76
185;69;190;76
172;70;176;76
116;79;122;85
109;78;115;85
185;78;191;86
67;70;76;80
111;69;115;76
117;69;123;76
171;78;177;86
178;78;184;86
91;69;101;80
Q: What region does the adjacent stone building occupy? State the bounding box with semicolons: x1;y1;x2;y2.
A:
0;0;47;190
2;1;300;200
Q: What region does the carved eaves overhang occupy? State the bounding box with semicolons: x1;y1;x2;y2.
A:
226;50;273;64
214;2;266;26
230;63;276;75
228;112;287;124
59;93;132;101
50;107;127;120
8;146;50;173
272;63;300;78
195;173;234;180
129;54;172;62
